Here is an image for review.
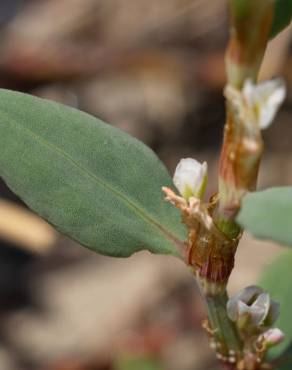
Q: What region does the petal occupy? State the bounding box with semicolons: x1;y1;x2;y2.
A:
258;80;286;129
173;158;207;199
265;299;280;326
242;78;286;129
251;293;271;326
227;286;263;321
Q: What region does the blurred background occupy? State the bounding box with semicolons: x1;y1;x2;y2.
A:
0;1;291;369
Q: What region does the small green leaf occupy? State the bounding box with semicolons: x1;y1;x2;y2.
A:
270;0;292;39
260;252;292;358
237;187;292;247
0;89;187;257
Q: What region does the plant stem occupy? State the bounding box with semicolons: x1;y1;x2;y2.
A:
205;291;242;354
214;1;274;240
226;0;274;88
189;3;279;370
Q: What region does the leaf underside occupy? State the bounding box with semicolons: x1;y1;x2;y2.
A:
0;89;187;258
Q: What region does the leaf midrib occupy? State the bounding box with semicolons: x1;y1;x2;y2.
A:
1;112;183;249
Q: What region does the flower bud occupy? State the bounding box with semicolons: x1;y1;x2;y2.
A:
225;78;286;129
261;328;284;348
173;158;207;200
227;285;280;334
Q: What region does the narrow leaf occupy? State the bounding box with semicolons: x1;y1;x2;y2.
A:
0;89;187;258
237;187;292;247
260;252;292;358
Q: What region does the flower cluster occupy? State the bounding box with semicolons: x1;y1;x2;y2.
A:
227;285;284;349
163;77;286;363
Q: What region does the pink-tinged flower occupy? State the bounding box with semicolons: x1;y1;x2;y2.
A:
173;158;207;200
225;78;286;129
261;328;284;348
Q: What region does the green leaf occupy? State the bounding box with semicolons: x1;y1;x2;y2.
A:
260;252;292;358
270;0;292;39
237;187;292;247
0;89;187;257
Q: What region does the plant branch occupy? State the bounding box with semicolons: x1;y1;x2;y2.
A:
215;0;275;239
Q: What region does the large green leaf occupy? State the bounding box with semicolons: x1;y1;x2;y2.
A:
237;187;292;247
260;252;292;358
0;89;187;257
270;0;292;39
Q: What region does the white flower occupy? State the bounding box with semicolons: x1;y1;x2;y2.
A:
225;78;286;129
173;158;207;200
227;285;280;333
261;328;284;348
